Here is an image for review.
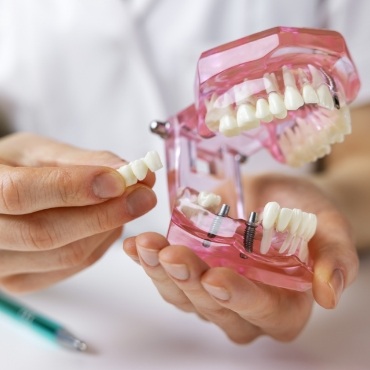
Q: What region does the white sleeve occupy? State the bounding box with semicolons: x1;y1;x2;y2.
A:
323;0;370;106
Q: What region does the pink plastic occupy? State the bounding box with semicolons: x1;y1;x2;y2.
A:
152;27;360;291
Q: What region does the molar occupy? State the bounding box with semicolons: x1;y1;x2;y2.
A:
197;191;222;210
129;159;148;181
219;113;240;136
236;103;260;129
117;151;163;187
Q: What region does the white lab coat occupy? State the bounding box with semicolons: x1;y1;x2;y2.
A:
0;0;369;235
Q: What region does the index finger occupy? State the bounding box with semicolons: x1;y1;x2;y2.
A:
0;165;126;215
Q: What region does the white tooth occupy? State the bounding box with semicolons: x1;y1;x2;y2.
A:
303;213;317;240
308;64;323;87
263;73;275;94
262;201;281;229
214;92;234;109
129;159;148;181
117;165;138;186
279;233;293;253
233;81;254;104
144;151;163;172
268;92;287;119
260;227;274;254
197;191;221;209
338;105;352;134
236;103;260;129
255;98;273;122
284;86;304;110
282;66;304;110
219;114;240;136
288;236;301;255
205;110;221;131
298;240;309;263
289;208;303;234
276;208;293;232
302;84;319;104
317;84;334;110
296;212;310;238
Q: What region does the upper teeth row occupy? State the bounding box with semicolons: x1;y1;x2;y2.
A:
260;201;317;261
117;151;163;186
205;65;337;137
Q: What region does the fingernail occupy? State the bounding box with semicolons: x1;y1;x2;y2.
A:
93;172;125;199
137;247;159;267
202;283;230;301
329;269;345;306
126;187;156;217
161;262;189;280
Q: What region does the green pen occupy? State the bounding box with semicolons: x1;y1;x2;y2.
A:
0;291;88;351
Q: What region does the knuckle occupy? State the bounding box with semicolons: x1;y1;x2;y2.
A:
20;216;59;250
161;293;194;313
0;172;23;213
50;168;80;205
92;209;112;232
58;243;88;269
200;306;231;323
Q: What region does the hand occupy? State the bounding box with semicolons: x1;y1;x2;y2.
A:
0;133;157;293
123;173;359;343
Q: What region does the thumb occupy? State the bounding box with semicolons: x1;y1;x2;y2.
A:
311;211;359;309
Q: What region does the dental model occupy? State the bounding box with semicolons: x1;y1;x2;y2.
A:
150;27;360;291
117;151;163;186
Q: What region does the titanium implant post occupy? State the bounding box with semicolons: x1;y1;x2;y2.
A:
202;204;230;248
243;211;258;253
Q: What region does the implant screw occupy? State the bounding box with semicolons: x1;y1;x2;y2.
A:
243;211;258;253
202;204;230;248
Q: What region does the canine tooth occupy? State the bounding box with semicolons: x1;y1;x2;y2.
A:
260;228;274;254
317;84;334;109
236;103;260;129
284;86;304;110
144;151;163;172
262;201;281;229
276;208;293;232
197;191;221;209
117;165;138;186
260;202;280;255
283;66;304;110
268;92;287;119
302;84;319;104
308;64;323;88
219;113;240;136
255;98;273;122
129;159;148;181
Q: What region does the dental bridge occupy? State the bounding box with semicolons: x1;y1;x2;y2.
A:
150;27;360;291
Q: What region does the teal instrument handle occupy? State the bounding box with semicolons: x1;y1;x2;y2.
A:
0;291;87;351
